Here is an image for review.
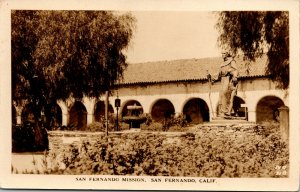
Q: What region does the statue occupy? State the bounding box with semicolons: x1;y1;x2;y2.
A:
212;52;239;118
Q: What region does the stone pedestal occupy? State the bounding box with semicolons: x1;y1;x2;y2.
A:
208;119;250;126
278;106;289;141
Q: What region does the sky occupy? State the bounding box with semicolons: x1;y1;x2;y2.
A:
125;11;222;64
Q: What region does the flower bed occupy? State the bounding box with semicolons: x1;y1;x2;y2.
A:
41;122;288;177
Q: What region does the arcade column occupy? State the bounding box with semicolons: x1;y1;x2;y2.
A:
16;106;23;125
87;112;94;125
279;106;289;141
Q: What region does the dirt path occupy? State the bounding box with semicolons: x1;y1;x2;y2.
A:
11;152;46;173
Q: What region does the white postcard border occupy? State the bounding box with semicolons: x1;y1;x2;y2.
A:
0;0;299;191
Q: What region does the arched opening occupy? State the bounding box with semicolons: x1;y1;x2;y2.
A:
151;99;175;122
12;106;17;125
233;96;247;118
69;101;87;130
216;96;247;118
21;103;35;123
121;100;143;117
183;98;209;124
256;96;284;123
94;101;114;122
44;103;62;130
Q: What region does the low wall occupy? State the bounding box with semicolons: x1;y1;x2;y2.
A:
48;123;266;151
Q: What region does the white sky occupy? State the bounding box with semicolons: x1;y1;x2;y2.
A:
125;11;222;63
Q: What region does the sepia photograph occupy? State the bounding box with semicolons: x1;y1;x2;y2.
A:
0;0;299;191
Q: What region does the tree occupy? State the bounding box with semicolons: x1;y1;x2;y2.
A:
12;10;136;150
216;11;289;89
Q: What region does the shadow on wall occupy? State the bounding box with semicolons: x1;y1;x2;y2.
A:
94;100;114;122
256;96;284;123
183;98;209;124
68;101;87;130
151;99;175;122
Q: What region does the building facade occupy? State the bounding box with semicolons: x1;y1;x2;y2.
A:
13;56;288;129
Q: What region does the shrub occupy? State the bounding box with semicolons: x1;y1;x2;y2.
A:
141;122;163;131
110;115;130;131
118;122;129;131
86;122;105;132
257;120;280;136
172;114;188;128
141;114;188;132
85;115;129;132
162;114;188;131
42;125;288;177
144;114;152;126
12;121;49;152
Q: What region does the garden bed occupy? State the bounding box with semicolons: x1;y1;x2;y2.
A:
39;122;289;177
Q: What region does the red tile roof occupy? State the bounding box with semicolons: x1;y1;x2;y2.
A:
121;55;268;84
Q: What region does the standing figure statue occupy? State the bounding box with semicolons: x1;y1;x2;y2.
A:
212;52;239;118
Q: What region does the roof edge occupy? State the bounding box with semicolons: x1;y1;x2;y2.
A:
118;75;269;86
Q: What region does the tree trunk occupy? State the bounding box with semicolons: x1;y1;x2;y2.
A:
32;105;48;151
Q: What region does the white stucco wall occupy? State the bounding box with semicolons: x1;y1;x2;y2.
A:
104;78;288;123
15;77;288;126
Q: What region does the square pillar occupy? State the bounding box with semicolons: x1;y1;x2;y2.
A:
247;110;256;123
278;106;289;141
16;116;22;125
62;113;68;126
16;106;23;125
87;113;93;125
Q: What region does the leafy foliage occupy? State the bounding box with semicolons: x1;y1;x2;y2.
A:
216;11;289;89
12;122;48;152
40;124;288;177
86;122;105;132
141;122;164;132
163;114;188;130
11;10;135;149
12;10;135;101
141;115;188;132
86;115;129;132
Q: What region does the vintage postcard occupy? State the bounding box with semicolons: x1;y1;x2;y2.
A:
0;0;299;191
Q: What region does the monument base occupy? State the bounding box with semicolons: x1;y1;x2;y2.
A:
212;116;246;120
209;119;250;125
207;116;251;125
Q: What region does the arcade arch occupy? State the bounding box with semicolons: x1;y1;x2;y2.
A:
151;99;175;122
183;98;209;124
233;96;247;118
215;96;247;118
94;101;114;122
256;96;284;123
69;101;87;130
121;100;143;117
44;103;62;130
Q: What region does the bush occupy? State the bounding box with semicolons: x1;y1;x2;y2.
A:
118;122;129;131
43;125;288;177
141;122;163;131
162;114;188;131
168;125;189;132
12;121;49;152
257;120;280;136
144;114;152;126
86;122;105;132
141;114;188;132
85;115;129;132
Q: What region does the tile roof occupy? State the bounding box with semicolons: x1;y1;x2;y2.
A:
121;55;268;85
